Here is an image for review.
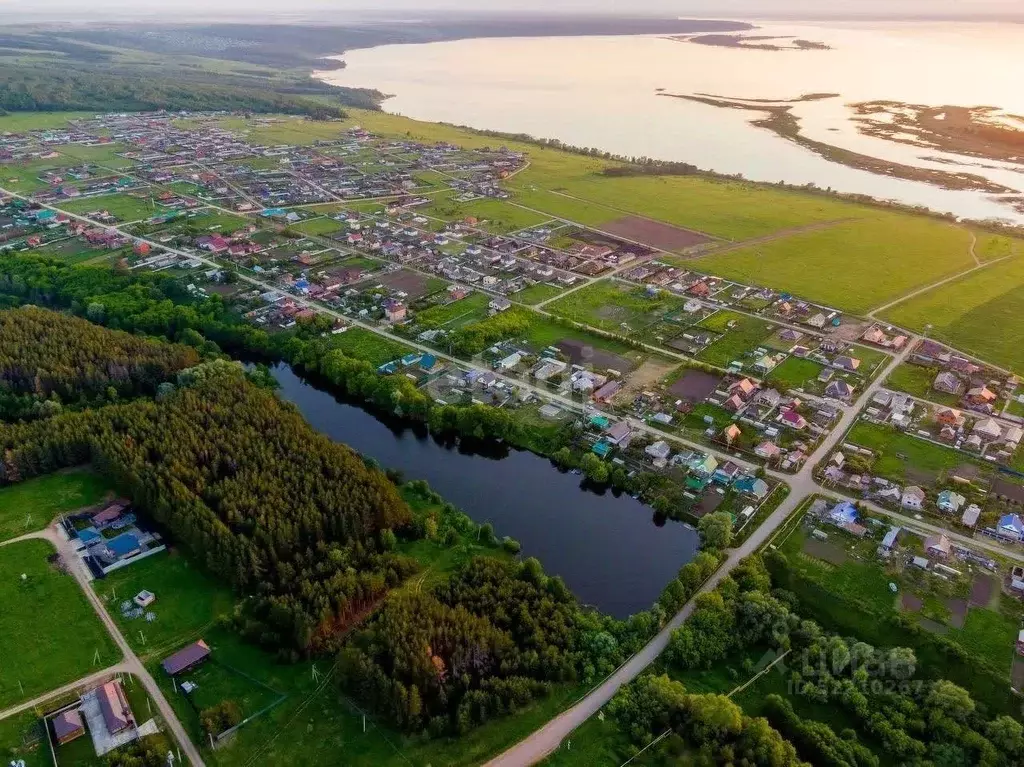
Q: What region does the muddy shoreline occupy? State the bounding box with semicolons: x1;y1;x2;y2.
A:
660;92;1017;194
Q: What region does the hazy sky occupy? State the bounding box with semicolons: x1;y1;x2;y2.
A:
6;0;1024;22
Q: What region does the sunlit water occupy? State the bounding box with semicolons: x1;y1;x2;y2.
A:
316;21;1024;223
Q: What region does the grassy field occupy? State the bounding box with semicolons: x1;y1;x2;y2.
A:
54;143;136;169
0;112;93;132
30;238;111;265
511;187;623;227
0;469;110;542
0;708;52;767
692;215;977;315
881;253;1024;375
187;210;251;232
885;363;961;406
545;279;685;333
97;550;238;662
766;356;825;392
974;231;1024;263
415;292;491;329
56;192;159;222
696;312;777;368
293;216;344;236
845;420;967;485
328;327;414;367
513;282;564;305
0;539;120;708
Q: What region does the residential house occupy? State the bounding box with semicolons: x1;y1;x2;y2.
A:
754;441;781;460
645;440;672;464
755;389;782;409
779;409;807;430
965;386;997;407
382;298;407;323
933;371;963;395
51;709;86;744
961;504;981;527
874;485;903;506
996;513;1024;541
593;380;622;403
723;394;745;413
489;296;512;313
780;328;803;343
729;378;757;400
689;454;718;477
972;418;1002;442
833;355;861;372
825;380;855;401
901;486;926;511
712;460;741;485
878;525;901;555
936;490;966;513
935;407;965;427
497;352;522;371
924;533;952;559
603;421;633;447
722;423;742;444
98;680;134;734
161;639;212;676
734;475;770;500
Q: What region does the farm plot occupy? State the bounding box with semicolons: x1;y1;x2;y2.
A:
597;215;713;252
693;214;977;315
766;356;826;393
415;293;492;329
292;216;344;236
844;421;971;487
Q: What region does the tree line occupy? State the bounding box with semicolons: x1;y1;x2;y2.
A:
0;305;198;411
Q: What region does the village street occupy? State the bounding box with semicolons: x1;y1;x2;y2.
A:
0;528;205;766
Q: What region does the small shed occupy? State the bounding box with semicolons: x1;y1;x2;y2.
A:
51;708;85;744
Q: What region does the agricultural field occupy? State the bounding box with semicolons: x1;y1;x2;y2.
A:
881;252;1024;375
56;192;160;222
510;187;624;227
0;469;110;542
885;363;961;406
0;539;120;708
693;215;978;315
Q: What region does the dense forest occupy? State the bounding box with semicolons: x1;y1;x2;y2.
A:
340;557;580;735
607;554;1024;766
0;305;198;404
0;358;416;653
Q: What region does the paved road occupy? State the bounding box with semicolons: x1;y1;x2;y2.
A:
0;528;205;765
486;337;918;766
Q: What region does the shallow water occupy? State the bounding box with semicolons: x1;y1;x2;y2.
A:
317;21;1024;223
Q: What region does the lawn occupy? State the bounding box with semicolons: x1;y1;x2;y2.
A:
766;356;826;392
885;363;961;406
0;539;120;708
415;293;491;329
327;327;414;367
513;282;564;305
0;469;110;542
56;192;159;222
692;215;977;315
845;420;968;485
97;549;237;662
695;312;778;368
881;253;1024;375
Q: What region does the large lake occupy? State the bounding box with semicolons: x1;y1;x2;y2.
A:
317;21;1024;223
271;365;700;618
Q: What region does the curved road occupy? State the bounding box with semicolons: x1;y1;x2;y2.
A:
487;339;921;766
0;528;204;766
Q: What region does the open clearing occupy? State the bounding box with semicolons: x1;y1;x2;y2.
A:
881;252;1024;375
57;192;159;222
692;215;977;315
0;469;109;542
598;215;712;251
0;539;120;708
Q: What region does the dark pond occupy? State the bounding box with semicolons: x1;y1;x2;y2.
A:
272;364;700;618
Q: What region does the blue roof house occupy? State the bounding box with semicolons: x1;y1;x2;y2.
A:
998;514;1024;540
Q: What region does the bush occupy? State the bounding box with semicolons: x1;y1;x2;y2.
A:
199;700;243;736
